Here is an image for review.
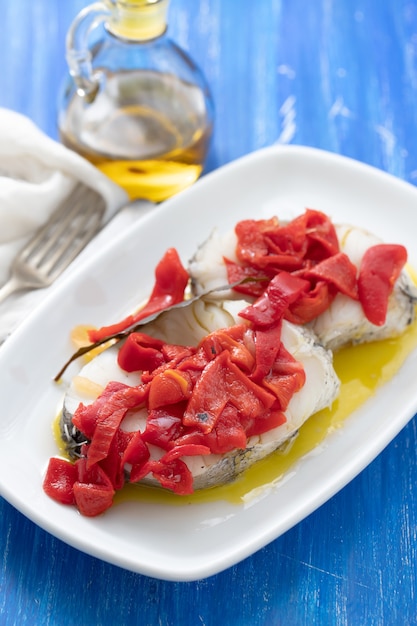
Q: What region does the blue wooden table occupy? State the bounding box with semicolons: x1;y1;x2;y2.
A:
1;1;417;624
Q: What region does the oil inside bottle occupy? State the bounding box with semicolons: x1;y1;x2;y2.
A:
59;70;213;202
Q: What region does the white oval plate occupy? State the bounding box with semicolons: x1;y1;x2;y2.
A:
1;145;417;582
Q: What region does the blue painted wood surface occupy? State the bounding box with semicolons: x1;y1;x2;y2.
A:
1;1;417;624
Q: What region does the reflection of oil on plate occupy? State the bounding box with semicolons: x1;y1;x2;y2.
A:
1;145;417;582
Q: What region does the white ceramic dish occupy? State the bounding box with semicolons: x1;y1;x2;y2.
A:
1;145;417;582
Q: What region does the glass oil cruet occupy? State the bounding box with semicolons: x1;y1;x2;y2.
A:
58;0;214;202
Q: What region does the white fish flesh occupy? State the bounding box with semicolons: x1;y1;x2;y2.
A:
189;223;416;351
61;298;340;490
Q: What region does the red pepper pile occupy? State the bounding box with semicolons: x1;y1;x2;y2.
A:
225;209;407;326
44;319;304;515
43;209;408;516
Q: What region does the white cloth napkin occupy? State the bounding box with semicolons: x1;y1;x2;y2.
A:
0;108;152;343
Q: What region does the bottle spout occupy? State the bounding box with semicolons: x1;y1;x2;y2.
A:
66;1;111;102
107;0;170;41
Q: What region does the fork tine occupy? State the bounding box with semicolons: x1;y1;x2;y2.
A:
41;202;104;279
19;186;98;264
0;183;108;305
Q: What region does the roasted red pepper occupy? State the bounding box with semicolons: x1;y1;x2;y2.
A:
249;323;282;382
45;211;409;516
46;315;310;514
148;369;193;409
43;457;78;505
358;243;407;325
88;248;189;342
117;333;166;372
234;210;339;272
262;344;306;410
74;382;147;468
228;212;405;328
300;252;358;300
183;349;277;434
73;459;115;517
238;272;310;327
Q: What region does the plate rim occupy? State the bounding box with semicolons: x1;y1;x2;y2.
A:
1;144;417;581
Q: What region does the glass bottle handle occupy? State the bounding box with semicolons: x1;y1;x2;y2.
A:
66;1;113;102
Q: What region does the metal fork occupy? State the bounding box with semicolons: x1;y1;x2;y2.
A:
0;183;106;305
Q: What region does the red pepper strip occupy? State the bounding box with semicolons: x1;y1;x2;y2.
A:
183;350;276;434
235;210;340;271
200;324;255;372
73;380;129;439
263;221;307;263
43;457;78;505
140;345;197;385
224;258;271;297
301;252;359;299
245;409;286;438
263;372;302;411
117;333;166;372
130;444;210;494
148;369;193;409
285;281;332;324
182;354;229;433
162;444;211;462
358;243;407;326
239;271;310;328
262;344;306;411
176;346;210;376
249;322;282;382
88;248;189;343
235;217;280;265
130;457;194;495
142;407;185;449
98;429;133;490
73;459;115;517
163;407;248;455
161;344;194;363
262;234;305;269
236;215;308;268
303;208;340;259
84;384;147;469
201;405;248;453
271;209;339;260
121;430;150;467
73;482;115;517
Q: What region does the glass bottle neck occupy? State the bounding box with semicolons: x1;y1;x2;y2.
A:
106;0;170;41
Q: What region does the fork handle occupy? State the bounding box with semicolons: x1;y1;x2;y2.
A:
0;277;23;305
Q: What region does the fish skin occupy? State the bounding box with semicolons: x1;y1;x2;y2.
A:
60;303;340;490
